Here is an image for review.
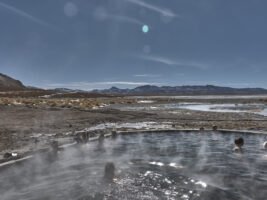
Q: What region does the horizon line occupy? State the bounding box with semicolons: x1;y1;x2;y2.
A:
35;83;267;92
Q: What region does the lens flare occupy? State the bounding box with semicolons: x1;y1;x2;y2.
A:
142;25;149;33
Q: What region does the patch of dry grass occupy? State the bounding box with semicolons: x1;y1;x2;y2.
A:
0;97;136;109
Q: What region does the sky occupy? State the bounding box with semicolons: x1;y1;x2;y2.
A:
0;0;267;90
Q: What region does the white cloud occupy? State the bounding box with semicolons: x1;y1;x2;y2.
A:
141;55;177;65
139;55;209;70
126;0;177;18
0;2;60;31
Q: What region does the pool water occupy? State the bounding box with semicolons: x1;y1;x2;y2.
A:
1;132;267;200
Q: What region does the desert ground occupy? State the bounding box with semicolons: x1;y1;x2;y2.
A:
1;93;267;162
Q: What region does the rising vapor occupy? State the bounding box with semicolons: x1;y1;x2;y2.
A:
138;55;209;70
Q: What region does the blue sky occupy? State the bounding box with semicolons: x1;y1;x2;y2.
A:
0;0;267;90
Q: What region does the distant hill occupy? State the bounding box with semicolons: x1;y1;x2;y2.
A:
92;85;267;95
1;72;267;96
0;73;26;91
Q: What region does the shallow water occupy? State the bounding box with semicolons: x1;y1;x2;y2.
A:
131;95;267;100
116;103;267;116
171;103;267;116
1;132;267;200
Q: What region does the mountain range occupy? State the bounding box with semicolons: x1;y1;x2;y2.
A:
1;73;267;95
92;85;267;95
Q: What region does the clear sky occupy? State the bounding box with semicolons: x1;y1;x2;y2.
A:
0;0;267;90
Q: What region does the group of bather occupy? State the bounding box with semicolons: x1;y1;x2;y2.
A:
73;129;267;153
49;130;267;180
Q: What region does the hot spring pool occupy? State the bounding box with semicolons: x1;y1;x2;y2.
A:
1;131;267;200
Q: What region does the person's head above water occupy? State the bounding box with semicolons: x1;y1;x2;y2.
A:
235;137;244;148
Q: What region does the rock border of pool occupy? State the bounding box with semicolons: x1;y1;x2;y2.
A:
0;127;266;168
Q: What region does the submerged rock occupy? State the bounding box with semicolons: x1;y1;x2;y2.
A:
51;141;59;152
74;135;83;144
104;162;115;182
44;141;59;162
111;131;117;139
74;132;90;144
82;132;90;143
99;133;105;143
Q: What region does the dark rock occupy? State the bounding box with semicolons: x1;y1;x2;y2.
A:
51;141;59;151
74;136;83;144
111;131;117;139
81;132;89;143
3;152;12;159
104;162;115;182
99;133;105;143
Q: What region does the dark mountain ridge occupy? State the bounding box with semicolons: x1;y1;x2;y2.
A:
0;73;26;91
92;84;267;95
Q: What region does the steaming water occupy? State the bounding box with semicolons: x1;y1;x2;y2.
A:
1;132;267;200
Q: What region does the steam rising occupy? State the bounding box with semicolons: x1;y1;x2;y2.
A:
0;131;267;199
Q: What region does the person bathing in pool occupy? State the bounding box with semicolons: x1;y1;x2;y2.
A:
233;137;244;153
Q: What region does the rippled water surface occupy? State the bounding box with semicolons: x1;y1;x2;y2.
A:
1;132;267;200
